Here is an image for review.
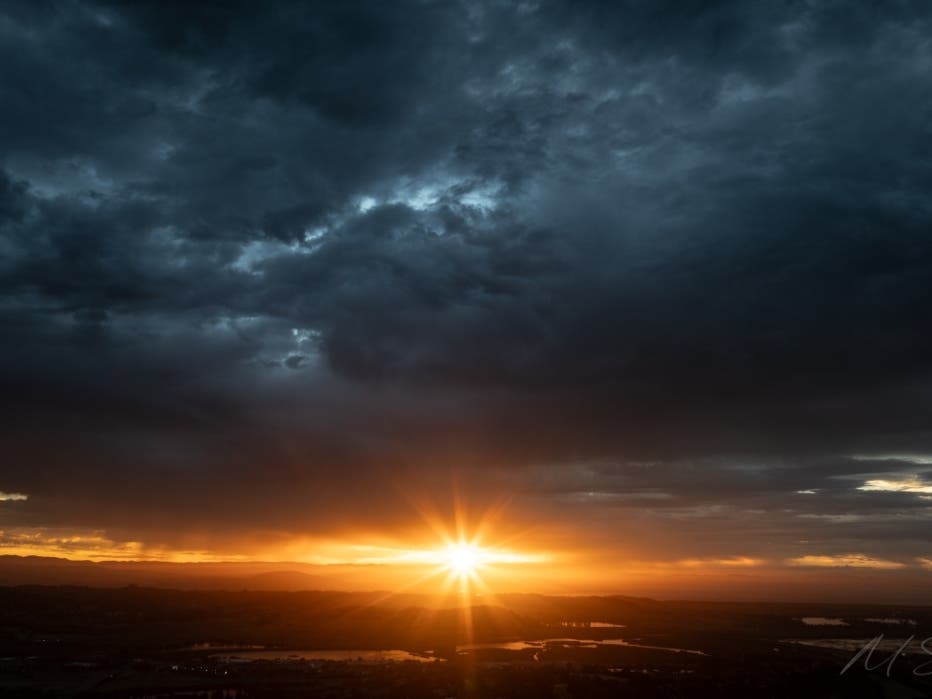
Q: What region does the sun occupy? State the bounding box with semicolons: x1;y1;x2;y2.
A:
383;493;549;600
445;544;481;576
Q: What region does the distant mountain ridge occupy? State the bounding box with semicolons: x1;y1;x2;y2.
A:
0;555;355;591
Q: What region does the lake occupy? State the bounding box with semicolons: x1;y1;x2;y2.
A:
456;637;706;656
213;649;440;663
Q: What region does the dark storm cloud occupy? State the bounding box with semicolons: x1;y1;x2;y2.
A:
2;0;932;557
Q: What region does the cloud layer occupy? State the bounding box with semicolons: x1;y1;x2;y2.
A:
2;1;932;575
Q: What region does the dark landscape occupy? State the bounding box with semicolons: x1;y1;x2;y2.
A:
1;583;931;698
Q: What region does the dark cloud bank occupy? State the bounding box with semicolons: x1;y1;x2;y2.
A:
2;1;932;569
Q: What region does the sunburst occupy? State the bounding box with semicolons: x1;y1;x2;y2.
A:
445;543;482;577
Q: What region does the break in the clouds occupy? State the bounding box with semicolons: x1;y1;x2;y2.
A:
2;0;932;572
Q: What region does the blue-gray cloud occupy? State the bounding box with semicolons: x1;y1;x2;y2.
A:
1;0;932;558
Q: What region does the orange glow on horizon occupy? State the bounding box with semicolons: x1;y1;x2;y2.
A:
11;495;925;599
0;492;554;598
4;526;932;604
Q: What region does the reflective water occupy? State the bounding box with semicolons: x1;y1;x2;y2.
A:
456;637;705;656
186;643;266;650
560;621;626;629
864;617;918;625
213;649;439;663
800;617;848;626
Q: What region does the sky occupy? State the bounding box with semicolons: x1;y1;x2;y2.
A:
1;0;932;597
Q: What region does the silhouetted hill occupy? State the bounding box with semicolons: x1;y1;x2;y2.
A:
0;555;360;591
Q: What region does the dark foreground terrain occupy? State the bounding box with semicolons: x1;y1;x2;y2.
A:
1;586;930;698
